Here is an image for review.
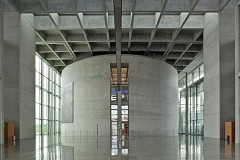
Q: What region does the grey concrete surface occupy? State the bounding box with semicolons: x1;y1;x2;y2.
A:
3;0;230;13
203;12;221;139
61;54;178;137
19;14;35;139
204;1;235;140
4;11;21;140
3;12;35;140
235;1;240;144
62;82;74;123
219;0;235;140
0;0;4;144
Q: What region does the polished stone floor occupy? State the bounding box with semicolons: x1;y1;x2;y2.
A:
0;135;240;160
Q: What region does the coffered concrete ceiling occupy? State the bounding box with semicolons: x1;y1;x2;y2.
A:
4;0;231;72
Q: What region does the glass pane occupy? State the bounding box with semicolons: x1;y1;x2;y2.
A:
111;114;118;121
43;62;49;78
49;69;53;80
56;86;60;96
35;119;41;135
48;107;54;121
111;110;118;115
111;135;117;144
56;109;60;120
49;94;53;107
111;105;118;110
187;74;192;86
111;149;118;156
35;56;41;72
193;69;199;83
35;87;41;104
122;115;128;122
49;81;53;93
111;94;117;102
43;106;48;119
43;91;48;106
122;105;128;110
43;77;48;90
122;110;128;115
52;70;56;83
35;103;41;119
121;94;128;102
111;123;117;135
122;149;128;155
42;120;48;134
56;74;60;85
35;72;41;87
55;121;60;133
56;97;60;109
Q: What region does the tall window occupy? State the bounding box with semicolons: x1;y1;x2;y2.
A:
178;64;204;135
35;55;61;135
178;78;186;133
110;63;129;156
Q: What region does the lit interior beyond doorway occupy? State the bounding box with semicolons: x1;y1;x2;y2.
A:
110;63;129;156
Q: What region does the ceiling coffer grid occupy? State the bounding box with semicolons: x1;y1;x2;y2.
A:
4;0;231;72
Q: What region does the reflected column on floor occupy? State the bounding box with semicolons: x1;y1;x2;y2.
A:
0;144;3;160
179;135;204;159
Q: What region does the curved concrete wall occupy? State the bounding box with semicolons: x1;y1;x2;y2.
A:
61;55;178;137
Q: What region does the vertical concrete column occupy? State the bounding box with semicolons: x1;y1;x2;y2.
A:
185;73;189;134
3;13;35;140
4;11;21;140
219;1;235;140
19;14;35;139
0;0;4;144
204;12;221;139
235;1;240;143
204;1;235;139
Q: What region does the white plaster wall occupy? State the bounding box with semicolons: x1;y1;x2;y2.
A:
61;54;178;137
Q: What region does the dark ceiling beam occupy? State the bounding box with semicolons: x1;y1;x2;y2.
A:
163;0;200;58
102;0;111;52
128;0;136;52
113;0;122;90
147;0;168;50
71;0;93;56
6;0;19;12
173;30;203;66
38;0;76;59
36;31;67;66
219;0;231;12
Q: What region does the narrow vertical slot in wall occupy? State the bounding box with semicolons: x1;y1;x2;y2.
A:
110;63;129;156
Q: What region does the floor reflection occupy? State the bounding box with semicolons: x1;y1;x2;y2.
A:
179;135;204;160
1;135;240;159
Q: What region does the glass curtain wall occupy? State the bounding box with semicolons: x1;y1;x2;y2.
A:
110;63;129;156
178;79;186;133
35;55;61;136
178;64;204;135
